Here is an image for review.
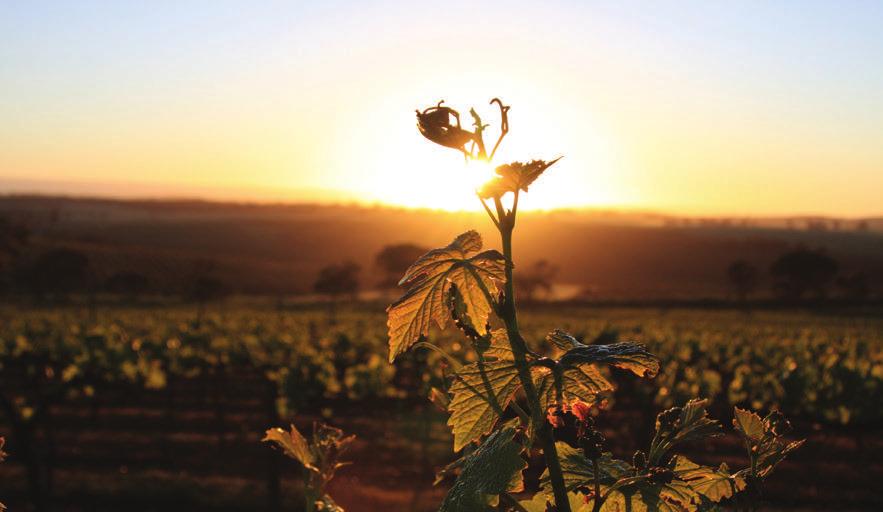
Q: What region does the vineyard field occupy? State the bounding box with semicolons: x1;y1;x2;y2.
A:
0;303;881;510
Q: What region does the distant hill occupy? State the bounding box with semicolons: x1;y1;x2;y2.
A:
1;195;881;299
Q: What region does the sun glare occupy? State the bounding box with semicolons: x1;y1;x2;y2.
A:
366;151;497;211
333;78;629;212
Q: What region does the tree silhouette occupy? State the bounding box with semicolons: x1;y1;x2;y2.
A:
836;272;870;301
727;259;759;302
515;259;558;302
314;262;360;298
314;262;360;321
770;247;839;300
21;248;90;300
105;271;150;301
0;216;29;262
374;243;428;288
183;260;229;322
0;216;30;293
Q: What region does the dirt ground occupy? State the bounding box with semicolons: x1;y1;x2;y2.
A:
0;380;880;511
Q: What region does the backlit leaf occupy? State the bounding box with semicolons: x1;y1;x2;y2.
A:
387;231;505;362
448;357;522;451
478;158;562;199
479;328;516;360
732;408;764;441
734;409;804;479
439;427;527;512
263;424;316;471
547;329;583;350
536;329;659;411
520;490;590;512
649;399;722;465
535;363;614;412
553;330;660;378
600;479;699;512
754;438;804;478
673;456;745;502
540;443;631;492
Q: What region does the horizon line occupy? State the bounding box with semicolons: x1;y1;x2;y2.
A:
2;190;881;222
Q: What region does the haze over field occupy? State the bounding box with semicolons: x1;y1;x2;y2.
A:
2;2;883;216
3;196;880;300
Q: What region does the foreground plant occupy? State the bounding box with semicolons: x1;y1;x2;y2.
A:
266;98;803;512
263;422;354;512
1;436;6;511
400;98;804;512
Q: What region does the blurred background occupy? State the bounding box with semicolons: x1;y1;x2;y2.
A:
1;1;882;511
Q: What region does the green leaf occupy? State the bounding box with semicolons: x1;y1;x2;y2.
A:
535;330;659;411
547;329;583;350
535;363;614;412
439;427;527;512
478;158;562;199
263;424;316;471
601;479;699;512
734;409;804;479
448;357;523;451
552;330;660;378
540;443;631;492
649;399;722;465
673;456;745;502
477;328;516;360
754;438;804;478
732;408;764;441
387;231;505;362
520;490;590;512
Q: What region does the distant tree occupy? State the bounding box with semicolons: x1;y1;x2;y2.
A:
0;217;29;262
314;262;360;298
187;276;228;323
856;220;869;232
105;271;150;301
314;262;360;321
0;217;30;292
770;247;839;300
374;243;428;288
188;276;227;303
806;219;828;232
516;259;558;302
836;272;871;301
727;259;759;302
183;259;229;322
20;248;91;300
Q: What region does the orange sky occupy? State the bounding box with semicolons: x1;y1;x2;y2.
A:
1;2;882;216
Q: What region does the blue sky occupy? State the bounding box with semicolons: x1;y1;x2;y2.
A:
2;1;882;214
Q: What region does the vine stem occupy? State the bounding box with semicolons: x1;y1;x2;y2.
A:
412;341;463;371
484;198;572;512
591;457;603;512
500;492;530;512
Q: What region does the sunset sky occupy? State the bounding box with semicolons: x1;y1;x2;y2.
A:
2;1;882;216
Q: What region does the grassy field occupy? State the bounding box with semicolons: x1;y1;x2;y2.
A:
0;303;881;510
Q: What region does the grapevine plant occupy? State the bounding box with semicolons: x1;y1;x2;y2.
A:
1;436;6;511
267;99;803;512
264;422;353;512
